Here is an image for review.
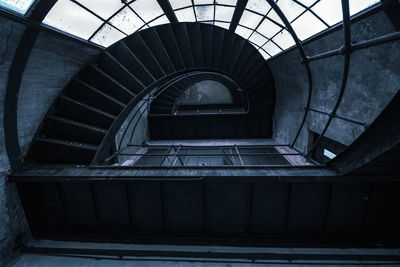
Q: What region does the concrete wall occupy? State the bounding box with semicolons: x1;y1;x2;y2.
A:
0;17;31;267
269;11;400;152
17;30;99;158
0;16;99;265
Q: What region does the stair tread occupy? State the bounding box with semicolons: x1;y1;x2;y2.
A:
59;96;117;120
47;115;107;134
74;79;126;108
35;137;98;151
89;64;136;99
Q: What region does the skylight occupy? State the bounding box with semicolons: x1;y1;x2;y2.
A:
0;0;35;14
169;0;237;28
43;0;168;46
235;0;380;59
41;0;380;56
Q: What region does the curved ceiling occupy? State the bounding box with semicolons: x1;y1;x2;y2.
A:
1;0;380;59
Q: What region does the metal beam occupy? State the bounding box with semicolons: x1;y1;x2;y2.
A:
157;0;178;23
229;0;248;32
20;245;400;262
329;90;400;174
306;31;400;62
260;0;313;149
4;29;39;170
306;0;352;157
267;3;382;61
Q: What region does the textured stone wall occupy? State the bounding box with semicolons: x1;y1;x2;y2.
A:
17;31;99;158
269;11;400;152
0;17;31;267
0;16;99;265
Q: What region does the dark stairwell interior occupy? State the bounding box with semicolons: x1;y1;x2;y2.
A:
1;0;400;266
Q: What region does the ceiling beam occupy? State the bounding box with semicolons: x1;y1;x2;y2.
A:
229;0;248;32
157;0;178;23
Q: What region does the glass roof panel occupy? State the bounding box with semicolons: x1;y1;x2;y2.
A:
291;11;327;40
40;0;382;53
169;0;192;9
175;7;196;22
311;0;342;26
195;5;214;21
349;0;380;16
258;48;271;60
215;21;230;29
0;0;34;14
75;0;123;19
277;0;305;22
43;0;103;40
235;25;253;39
262;40;281;56
245;0;271;15
257;18;282;38
130;0;164;22
239;10;263;28
249;31;268;47
272;29;295;50
215;5;234;21
148;15;170;27
109;6;144;35
194;0;214;4
295;0;316;7
91;23;125;47
216;0;237;5
267;9;284;25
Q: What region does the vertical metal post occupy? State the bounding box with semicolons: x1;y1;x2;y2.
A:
234;145;244;166
183;148;191;166
159;146;174;166
170;145;182;166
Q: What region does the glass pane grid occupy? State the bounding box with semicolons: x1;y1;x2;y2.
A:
0;0;35;14
40;0;381;50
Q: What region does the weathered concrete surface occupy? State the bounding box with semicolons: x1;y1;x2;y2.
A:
17;31;99;158
0;17;32;267
269;11;400;152
1;16;99;265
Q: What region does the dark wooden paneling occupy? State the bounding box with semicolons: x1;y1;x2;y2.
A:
252;183;289;235
205;183;250;233
149;114;272;140
324;183;370;239
127;182;164;233
163;182;204;233
286;183;330;238
364;183;400;244
91;182;132;233
59;182;98;233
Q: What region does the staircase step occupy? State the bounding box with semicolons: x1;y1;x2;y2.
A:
31;137;97;163
55;96;116;129
66;79;125;115
95;53;144;95
124;34;165;79
44;116;106;145
80;65;135;103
